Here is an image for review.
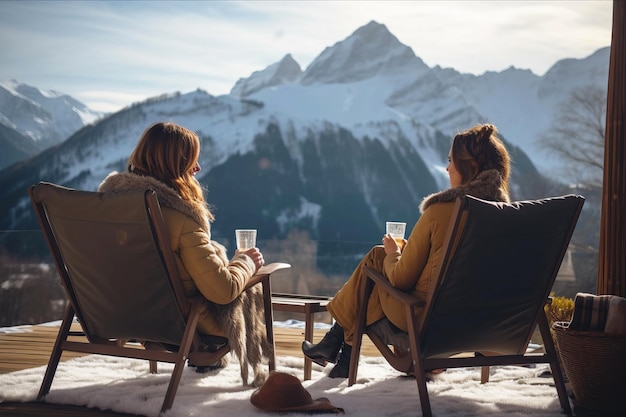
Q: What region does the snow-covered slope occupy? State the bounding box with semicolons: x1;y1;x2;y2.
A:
0;80;106;169
0;80;104;143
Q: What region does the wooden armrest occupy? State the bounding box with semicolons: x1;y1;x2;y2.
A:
246;262;291;288
257;262;291;276
363;266;424;308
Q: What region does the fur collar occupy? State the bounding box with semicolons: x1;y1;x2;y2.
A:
419;169;510;213
98;171;210;231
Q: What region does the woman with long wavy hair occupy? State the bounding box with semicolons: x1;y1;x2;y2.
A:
99;122;269;386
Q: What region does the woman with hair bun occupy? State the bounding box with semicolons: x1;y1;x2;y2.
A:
303;123;511;378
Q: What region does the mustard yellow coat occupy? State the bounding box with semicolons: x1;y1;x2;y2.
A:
161;206;256;337
327;202;457;342
327;170;510;342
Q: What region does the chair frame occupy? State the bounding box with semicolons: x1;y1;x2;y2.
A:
29;182;290;413
348;195;584;417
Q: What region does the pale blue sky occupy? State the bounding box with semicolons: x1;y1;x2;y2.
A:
0;0;613;113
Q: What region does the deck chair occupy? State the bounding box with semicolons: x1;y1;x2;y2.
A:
29;181;290;413
349;194;584;417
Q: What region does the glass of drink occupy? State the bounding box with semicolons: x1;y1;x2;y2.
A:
386;221;406;247
235;229;257;250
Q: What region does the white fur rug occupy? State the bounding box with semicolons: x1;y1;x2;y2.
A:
0;353;570;417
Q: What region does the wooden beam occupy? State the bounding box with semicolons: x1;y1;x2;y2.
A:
598;0;626;297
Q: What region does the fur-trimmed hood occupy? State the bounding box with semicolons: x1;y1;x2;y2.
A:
99;171;211;231
420;169;510;213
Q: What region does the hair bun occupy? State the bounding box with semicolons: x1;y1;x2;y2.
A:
478;124;496;141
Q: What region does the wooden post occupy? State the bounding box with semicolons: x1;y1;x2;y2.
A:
598;0;626;297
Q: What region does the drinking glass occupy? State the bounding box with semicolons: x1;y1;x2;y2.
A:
386;221;406;247
235;229;257;250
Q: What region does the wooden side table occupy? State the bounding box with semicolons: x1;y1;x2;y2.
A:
271;293;332;380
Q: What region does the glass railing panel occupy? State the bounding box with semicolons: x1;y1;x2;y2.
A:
0;230;377;327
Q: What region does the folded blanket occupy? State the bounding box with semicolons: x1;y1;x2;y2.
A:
567;292;626;336
605;296;626;336
568;292;613;332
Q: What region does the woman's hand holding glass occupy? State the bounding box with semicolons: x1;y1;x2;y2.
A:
239;247;265;273
382;233;405;255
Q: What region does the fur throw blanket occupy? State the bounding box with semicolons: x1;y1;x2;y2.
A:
98;171;271;387
420;169;510;213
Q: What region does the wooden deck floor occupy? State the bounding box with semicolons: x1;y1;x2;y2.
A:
0;323;378;416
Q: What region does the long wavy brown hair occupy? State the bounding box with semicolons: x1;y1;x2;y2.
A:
127;122;214;221
451;123;510;193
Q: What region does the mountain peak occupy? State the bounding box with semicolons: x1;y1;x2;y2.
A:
354;20;391;38
300;20;426;85
230;54;302;98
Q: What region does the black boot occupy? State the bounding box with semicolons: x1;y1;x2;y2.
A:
329;343;352;378
302;322;344;367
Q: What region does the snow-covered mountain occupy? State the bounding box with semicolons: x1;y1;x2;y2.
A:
0;21;608;257
0;80;105;169
232;21;609;175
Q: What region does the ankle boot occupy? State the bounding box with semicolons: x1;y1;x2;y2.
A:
302;322;344;366
329;343;352;378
